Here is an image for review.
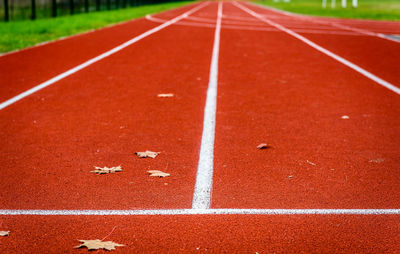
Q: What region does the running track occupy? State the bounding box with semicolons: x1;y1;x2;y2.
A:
1;1;400;252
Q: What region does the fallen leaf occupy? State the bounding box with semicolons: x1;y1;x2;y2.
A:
341;115;350;119
91;166;123;174
147;170;170;177
0;231;10;236
157;93;174;98
75;239;124;251
135;151;159;158
257;143;269;149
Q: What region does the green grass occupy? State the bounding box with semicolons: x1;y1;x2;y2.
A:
0;1;192;54
256;0;400;21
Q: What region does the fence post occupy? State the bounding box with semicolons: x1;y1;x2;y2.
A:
84;0;89;12
31;0;36;20
52;0;57;17
4;0;9;21
70;0;74;14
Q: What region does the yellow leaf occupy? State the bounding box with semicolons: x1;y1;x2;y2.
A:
75;239;124;251
135;151;159;158
0;231;10;236
91;166;123;174
147;170;170;177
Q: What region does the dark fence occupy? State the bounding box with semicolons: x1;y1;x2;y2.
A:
1;0;179;21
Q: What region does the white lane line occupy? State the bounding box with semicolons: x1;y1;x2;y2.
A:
248;2;400;43
0;2;208;111
192;1;223;210
146;15;361;36
1;209;399;215
233;2;400;96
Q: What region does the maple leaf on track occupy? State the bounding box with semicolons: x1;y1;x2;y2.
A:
91;166;123;174
157;93;174;98
147;170;170;177
75;239;124;251
0;231;10;236
135;151;160;158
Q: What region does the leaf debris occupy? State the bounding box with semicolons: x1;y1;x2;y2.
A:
135;151;160;158
0;231;10;236
157;93;174;98
257;143;269;149
147;170;170;177
91;166;123;174
75;239;124;251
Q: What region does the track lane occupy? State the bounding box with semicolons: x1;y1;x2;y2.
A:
212;1;400;209
1;215;399;253
244;2;400;87
0;3;218;210
0;2;201;103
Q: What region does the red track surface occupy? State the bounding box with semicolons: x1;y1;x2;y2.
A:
1;215;400;252
1;1;400;253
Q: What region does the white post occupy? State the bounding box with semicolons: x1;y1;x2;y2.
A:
352;0;358;7
342;0;346;8
322;0;327;8
331;0;336;8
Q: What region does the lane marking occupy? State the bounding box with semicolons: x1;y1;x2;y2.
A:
192;1;223;210
1;209;399;215
233;2;400;95
248;2;400;43
146;15;362;36
0;2;208;111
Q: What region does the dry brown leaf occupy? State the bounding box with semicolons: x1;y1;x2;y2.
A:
75;239;124;251
157;93;174;98
91;166;123;174
257;143;269;149
135;151;159;158
0;231;10;236
147;170;170;177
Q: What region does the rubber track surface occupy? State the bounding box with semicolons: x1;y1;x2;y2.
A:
213;2;400;209
1;1;400;253
1;215;399;253
0;2;216;209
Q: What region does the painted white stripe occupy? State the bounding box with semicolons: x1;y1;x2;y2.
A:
233;2;400;96
247;1;400;43
146;15;361;36
0;2;208;111
1;209;399;215
192;2;223;210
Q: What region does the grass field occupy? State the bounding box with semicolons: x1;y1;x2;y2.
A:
256;0;400;21
0;1;192;54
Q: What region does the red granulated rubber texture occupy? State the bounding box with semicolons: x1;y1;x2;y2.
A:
0;3;218;209
243;2;400;86
0;215;399;253
0;2;201;102
212;2;400;209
